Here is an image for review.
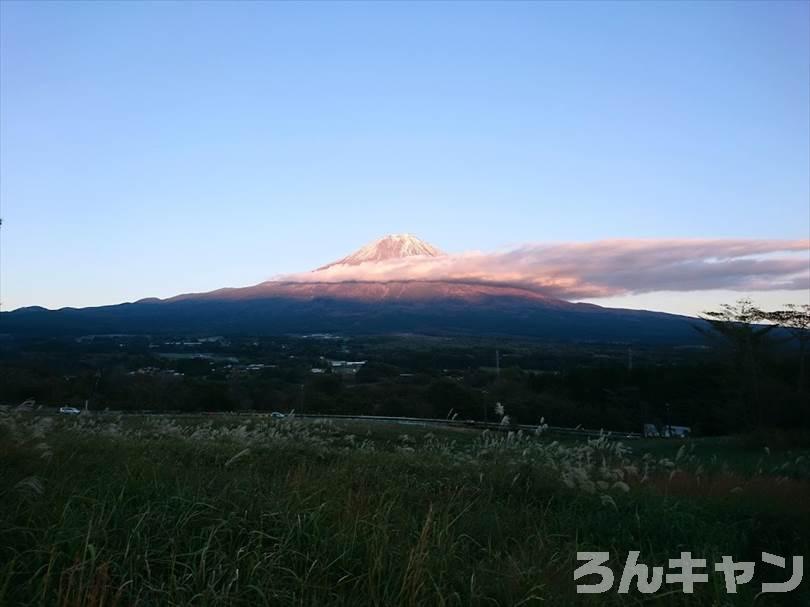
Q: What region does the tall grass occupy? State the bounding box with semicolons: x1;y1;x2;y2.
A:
1;410;808;606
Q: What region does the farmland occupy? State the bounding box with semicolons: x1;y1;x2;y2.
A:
1;411;808;606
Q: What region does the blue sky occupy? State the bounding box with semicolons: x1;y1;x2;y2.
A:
1;1;808;315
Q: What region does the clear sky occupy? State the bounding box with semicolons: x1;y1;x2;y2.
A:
1;1;808;315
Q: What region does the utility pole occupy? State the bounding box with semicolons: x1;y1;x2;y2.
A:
89;370;101;412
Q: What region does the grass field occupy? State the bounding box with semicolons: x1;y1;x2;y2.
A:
1;410;808;606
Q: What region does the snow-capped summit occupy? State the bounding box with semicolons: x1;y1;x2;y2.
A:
317;234;443;270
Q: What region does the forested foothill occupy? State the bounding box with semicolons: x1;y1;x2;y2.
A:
2;300;807;442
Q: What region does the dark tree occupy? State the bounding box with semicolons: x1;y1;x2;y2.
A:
764;304;810;393
697;298;776;427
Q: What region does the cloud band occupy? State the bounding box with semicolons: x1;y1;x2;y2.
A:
281;239;810;300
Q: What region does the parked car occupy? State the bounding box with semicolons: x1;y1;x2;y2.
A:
59;406;81;415
270;412;286;419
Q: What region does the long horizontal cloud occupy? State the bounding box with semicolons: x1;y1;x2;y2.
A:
280;239;810;300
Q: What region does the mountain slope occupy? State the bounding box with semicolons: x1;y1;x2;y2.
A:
165;280;569;305
1;280;703;343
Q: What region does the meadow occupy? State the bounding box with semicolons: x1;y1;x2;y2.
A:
1;410;808;606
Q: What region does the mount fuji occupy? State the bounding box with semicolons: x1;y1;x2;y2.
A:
1;235;704;342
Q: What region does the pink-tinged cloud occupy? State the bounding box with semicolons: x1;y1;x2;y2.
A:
280;239;810;300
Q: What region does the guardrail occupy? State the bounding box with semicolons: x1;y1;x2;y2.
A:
291;413;642;439
10;406;642;439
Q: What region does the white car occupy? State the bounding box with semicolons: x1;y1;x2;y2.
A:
270;412;286;419
59;406;81;415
